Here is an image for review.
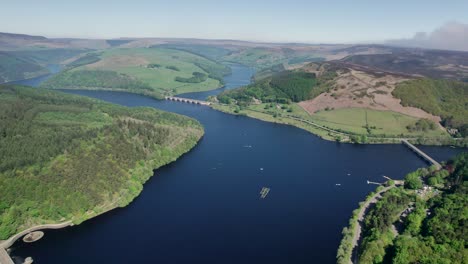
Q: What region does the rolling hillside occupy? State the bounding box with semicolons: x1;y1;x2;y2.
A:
214;63;464;144
0;48;87;83
41;47;231;98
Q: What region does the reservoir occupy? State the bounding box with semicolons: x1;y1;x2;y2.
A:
10;64;463;263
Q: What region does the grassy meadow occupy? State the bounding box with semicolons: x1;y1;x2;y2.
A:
42;47;230;97
214;100;449;141
311;108;446;137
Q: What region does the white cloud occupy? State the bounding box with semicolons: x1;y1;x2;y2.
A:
386;21;468;51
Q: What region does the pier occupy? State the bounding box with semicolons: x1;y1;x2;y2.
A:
401;140;442;169
165;96;211;106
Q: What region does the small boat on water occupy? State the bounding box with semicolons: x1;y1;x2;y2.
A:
335;183;341;186
260;168;264;171
260;187;270;198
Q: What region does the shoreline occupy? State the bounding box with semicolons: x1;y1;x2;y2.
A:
1;70;51;85
210;103;466;147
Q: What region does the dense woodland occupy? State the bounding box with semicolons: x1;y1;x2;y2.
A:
217;70;321;105
194;61;231;84
393;78;468;137
353;153;467;263
66;53;101;68
175;72;208;83
0;85;203;239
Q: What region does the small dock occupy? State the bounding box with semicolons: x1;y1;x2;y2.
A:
367;180;382;185
165;96;211;106
402;140;442;169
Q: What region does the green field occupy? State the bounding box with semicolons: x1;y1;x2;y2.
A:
310;108;446;137
215;100;449;141
42;47;230;97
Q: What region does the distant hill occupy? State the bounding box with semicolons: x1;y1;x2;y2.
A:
342;47;468;81
0;51;48;83
0;32;47;43
41;47;231;97
214;59;468;144
0;49;87;83
0;32;110;50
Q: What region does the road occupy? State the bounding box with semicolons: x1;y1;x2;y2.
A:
349;181;403;264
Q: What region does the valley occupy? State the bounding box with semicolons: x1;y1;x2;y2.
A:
0;28;466;264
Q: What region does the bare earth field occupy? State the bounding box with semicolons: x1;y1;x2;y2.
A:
298;69;441;123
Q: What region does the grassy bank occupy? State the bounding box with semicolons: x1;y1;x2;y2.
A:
211;103;464;146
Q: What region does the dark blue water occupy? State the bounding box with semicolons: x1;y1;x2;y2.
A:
179;64;254;100
7;64;61;87
10;65;464;264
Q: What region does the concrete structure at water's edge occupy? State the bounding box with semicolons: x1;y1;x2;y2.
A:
0;222;72;264
165;96;211;106
0;248;14;264
401;140;442;169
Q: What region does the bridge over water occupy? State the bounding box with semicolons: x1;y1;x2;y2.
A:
402;139;442;169
165;96;211;106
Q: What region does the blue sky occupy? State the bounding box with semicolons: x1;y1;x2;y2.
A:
2;0;467;43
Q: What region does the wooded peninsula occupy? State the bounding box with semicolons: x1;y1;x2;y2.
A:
0;85;204;240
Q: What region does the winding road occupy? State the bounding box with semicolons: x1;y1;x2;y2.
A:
349;181;403;264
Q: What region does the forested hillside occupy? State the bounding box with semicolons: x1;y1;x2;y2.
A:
393;79;468;136
217;70;320;105
0;52;47;83
0;49;86;83
0;85;203;239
